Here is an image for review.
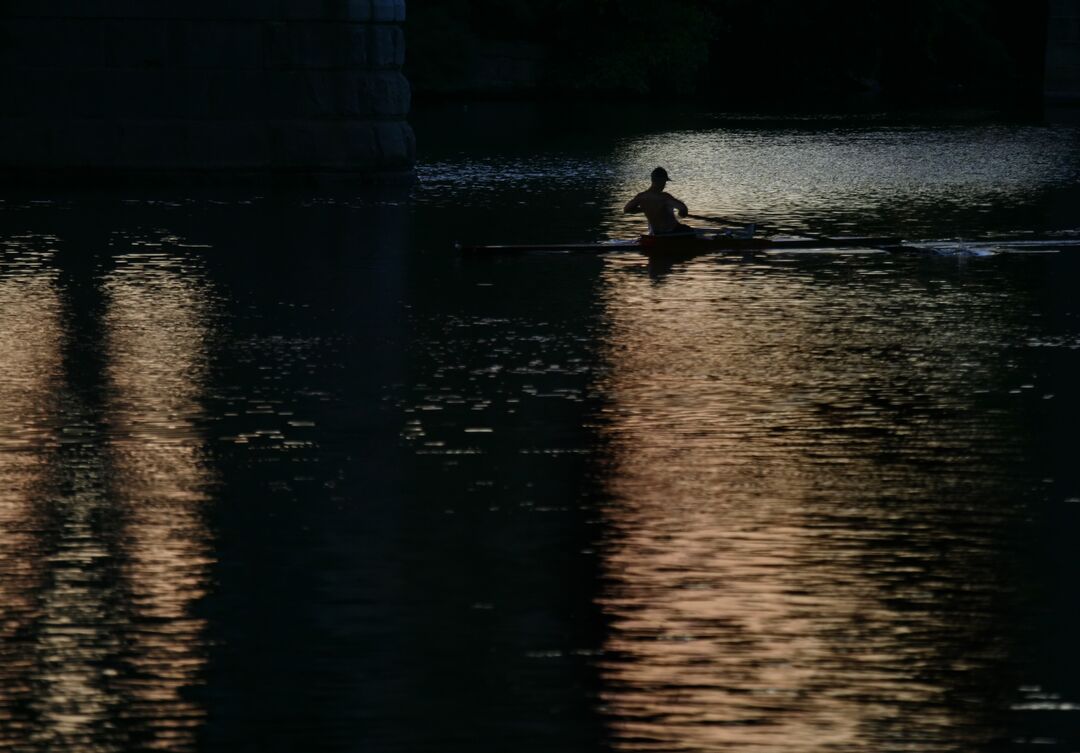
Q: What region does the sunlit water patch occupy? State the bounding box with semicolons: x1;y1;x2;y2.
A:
606;123;1080;238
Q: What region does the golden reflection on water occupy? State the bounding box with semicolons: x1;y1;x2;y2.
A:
0;245;215;752
594;255;1023;751
0;259;64;749
102;253;215;750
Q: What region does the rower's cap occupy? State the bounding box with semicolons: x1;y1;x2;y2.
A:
651;166;671;183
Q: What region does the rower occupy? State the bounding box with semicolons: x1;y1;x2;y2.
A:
623;166;695;236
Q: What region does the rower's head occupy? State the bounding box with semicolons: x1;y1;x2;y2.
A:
650;166;671;188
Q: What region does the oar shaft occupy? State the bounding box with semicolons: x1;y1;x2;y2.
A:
689;213;826;240
688;213;750;227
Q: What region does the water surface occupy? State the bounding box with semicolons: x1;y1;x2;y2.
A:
2;103;1080;752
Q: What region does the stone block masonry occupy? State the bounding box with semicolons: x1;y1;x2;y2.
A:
0;0;414;184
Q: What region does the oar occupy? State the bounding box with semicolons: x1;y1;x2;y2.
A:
688;213;903;252
689;213;839;243
686;213;771;241
687;213;753;228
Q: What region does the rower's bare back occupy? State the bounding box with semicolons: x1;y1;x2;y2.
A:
624;189;688;234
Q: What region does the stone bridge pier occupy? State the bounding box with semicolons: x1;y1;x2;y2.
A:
0;1;413;184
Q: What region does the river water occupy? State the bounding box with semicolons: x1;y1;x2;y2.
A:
2;103;1080;752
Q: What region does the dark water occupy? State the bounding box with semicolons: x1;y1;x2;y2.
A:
2;103;1080;752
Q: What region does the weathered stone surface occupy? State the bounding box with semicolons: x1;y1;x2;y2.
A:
1;0;405;22
273;122;381;168
0;18;106;68
51;119;121;166
200;70;266;118
344;0;375;22
117;122;190;168
371;0;406;23
374;121;414;167
264;22;338;69
189;122;272;167
172;21;263;69
340;122;381;167
0;0;414;180
90;69;183;118
262;21;404;70
264;120;417;170
104;19;170;68
369;26;406;68
0;119;51;166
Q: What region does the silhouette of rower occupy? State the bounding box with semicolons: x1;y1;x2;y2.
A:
623;167;694;236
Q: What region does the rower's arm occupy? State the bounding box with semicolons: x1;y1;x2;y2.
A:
623;195;642;214
670;196;689;217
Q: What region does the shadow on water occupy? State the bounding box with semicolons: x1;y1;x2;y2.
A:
0;192;610;753
0;196;404;751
